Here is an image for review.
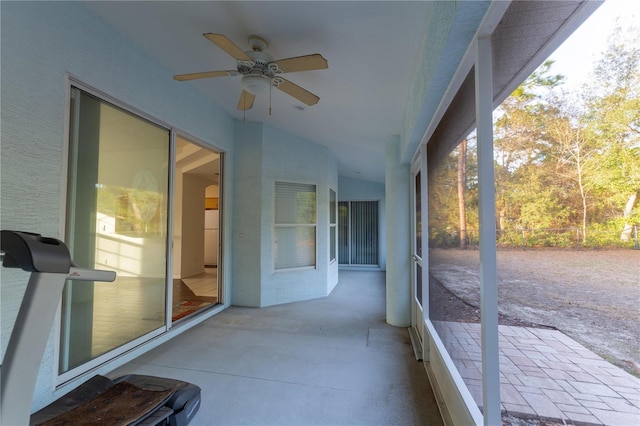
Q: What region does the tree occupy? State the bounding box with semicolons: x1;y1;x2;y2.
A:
547;114;598;241
457;139;468;249
488;22;640;248
581;22;640;241
493;61;566;234
428;151;459;247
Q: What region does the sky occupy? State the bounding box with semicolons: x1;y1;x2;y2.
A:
547;0;640;90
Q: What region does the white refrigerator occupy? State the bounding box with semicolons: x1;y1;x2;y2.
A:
204;210;218;266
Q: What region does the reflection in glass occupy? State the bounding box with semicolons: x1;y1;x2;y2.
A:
61;87;169;373
428;137;484;406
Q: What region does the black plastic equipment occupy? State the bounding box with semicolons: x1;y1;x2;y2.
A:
30;374;201;426
0;230;201;426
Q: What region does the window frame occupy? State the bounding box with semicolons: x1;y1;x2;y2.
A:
273;181;318;272
57;79;172;385
329;188;337;264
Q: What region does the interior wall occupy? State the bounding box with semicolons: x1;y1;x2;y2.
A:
180;174;208;278
0;2;236;412
173;172;184;278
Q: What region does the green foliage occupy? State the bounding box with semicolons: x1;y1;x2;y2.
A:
428;23;640;250
583;220;638;249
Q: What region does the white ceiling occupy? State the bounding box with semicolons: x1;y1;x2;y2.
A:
80;1;598;184
81;1;435;183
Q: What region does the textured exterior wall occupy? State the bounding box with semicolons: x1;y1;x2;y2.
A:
385;138;411;327
231;122;339;307
337;176;387;270
400;1;491;163
0;2;235;411
231;121;264;306
260;125;338;307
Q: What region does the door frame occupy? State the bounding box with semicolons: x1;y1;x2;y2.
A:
55;77;227;385
169;131;225;325
56;78;173;385
410;145;429;356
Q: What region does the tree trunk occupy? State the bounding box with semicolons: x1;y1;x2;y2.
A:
574;136;588;243
457;139;468;249
621;192;638;242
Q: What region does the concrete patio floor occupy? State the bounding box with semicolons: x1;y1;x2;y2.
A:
110;271;444;425
435;321;640;425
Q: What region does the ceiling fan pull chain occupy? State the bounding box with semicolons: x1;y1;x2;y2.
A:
269;79;272;116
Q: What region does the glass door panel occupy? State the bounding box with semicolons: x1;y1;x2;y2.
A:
350;201;378;265
412;169;424;342
338;201;379;266
61;87;169;373
414;171;423;305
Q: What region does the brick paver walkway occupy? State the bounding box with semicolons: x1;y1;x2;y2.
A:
434;321;640;425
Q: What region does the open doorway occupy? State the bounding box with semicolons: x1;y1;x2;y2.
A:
172;136;222;322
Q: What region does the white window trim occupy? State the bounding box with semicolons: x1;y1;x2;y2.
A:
273;181;318;272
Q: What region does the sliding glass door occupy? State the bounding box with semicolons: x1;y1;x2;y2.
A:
411;161;426;343
60;86;170;374
338;201;379;266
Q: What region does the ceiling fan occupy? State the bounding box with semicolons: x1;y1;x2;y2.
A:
174;33;328;113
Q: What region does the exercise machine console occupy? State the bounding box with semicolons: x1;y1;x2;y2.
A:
1;230;201;425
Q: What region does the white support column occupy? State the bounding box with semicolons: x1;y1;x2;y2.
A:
385;137;411;327
475;35;501;426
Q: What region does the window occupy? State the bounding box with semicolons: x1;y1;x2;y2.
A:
274;182;317;270
329;189;337;263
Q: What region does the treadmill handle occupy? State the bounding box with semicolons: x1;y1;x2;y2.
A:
68;266;116;282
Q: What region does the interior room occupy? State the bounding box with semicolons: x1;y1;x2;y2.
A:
172;136;222;322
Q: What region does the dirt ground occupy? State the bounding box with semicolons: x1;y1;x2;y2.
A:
428;248;640;377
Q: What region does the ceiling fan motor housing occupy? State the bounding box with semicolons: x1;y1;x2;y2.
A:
239;37;279;94
248;34;268;52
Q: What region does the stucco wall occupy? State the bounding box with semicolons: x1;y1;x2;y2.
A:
261;125;337;307
0;1;236;411
338;176;387;270
400;1;491;163
231;122;339;307
231;121;264;306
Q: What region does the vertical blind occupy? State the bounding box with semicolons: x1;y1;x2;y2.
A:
338;201;379;266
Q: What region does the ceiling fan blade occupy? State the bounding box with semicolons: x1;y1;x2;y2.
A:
270;54;328;73
237;90;256;111
274;78;320;106
203;33;252;61
173;70;238;81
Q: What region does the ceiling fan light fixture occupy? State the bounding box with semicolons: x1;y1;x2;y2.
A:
241;74;271;95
